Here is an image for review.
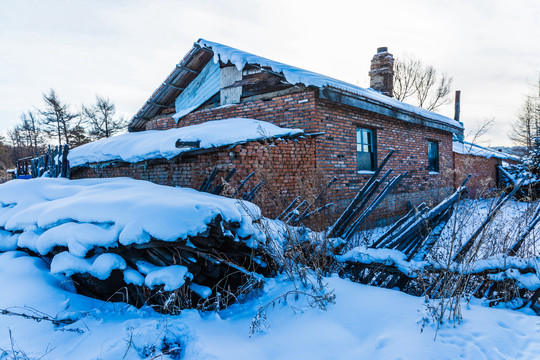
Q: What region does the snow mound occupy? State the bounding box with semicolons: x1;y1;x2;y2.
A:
1;253;539;360
0;177;261;288
68;118;303;167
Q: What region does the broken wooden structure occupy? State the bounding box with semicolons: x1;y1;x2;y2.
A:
497;164;540;201
15;156;33;179
338;176;540;313
29;145;69;178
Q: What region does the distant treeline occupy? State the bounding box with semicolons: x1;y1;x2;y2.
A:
2;89;126;169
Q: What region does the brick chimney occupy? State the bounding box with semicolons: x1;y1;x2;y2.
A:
369;47;394;97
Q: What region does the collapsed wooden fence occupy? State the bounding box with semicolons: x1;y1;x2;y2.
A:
30;145;70;178
337;169;540;312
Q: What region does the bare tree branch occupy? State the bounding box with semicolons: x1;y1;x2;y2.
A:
393;54;454;112
82;95;126;140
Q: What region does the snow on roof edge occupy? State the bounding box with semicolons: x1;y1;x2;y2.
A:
197;39;463;131
69;118;304;167
453;140;521;161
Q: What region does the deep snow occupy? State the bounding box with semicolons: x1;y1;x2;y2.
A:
1;180;540;359
0;177;261;292
1;251;539;360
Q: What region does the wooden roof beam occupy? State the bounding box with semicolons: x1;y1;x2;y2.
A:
193;43;214;53
147;100;168;108
162;82;185;91
175;64;200;74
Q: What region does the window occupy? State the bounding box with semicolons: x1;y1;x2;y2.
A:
356;128;376;171
428;141;439;173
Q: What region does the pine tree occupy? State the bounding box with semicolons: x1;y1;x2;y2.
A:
39;89;80;146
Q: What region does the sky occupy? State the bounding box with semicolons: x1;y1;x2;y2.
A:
0;0;538;146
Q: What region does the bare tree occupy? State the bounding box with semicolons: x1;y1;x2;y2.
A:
467;117;495;146
19;111;43;156
393;54;453;112
6;111;44;165
7;124;32;163
510;76;540;149
39;89;80;146
509;96;539;149
82;96;126;140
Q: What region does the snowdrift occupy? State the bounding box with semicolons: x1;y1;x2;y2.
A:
0;177;268;309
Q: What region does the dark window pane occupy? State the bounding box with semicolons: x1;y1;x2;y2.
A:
357;152;372;171
428;141;439;172
357;128;376;171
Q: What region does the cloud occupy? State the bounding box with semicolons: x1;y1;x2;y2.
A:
0;0;538;146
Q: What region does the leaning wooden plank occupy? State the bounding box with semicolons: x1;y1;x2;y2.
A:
338;170;394;237
328;150;395;238
372;203;428;249
243;181;264;201
296;203;334;223
344;172;408;241
453;178;523;263
199;167;219;192
284;200;309;224
297;176;338;220
61;144;69;178
497;165;516;186
276;196;301;220
232;171;255;197
383;184;467;251
407;206;455;262
211;168;237;195
507;200;540;256
332;170;392;238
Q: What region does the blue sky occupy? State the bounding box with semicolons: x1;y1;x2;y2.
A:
1;0;538;145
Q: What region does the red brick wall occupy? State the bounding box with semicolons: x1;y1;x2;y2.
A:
146;91;319;133
71;138;317;218
139;89;455;221
313;98;454;210
453;153;501;198
82;89;457;222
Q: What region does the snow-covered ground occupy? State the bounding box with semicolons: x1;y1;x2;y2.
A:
1;250;539;360
1;179;540;359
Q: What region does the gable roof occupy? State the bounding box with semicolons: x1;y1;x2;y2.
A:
128;39;464;135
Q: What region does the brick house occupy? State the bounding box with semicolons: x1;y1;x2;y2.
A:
70;40;465;222
452;140;521;197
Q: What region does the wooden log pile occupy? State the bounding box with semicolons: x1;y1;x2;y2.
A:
47;215;273;313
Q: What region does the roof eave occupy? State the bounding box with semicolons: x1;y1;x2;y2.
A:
319;87;464;136
128;44;213;132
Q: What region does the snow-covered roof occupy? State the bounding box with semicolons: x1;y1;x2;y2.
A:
69;118;303;167
198;39;462;131
453;140;521;162
128;39;463;135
